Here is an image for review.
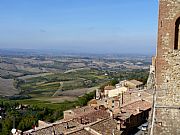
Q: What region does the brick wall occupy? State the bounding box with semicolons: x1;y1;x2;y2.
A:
154;0;180;134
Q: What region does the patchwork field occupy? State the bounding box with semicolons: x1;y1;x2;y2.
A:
0;54;149;104
0;77;19;96
11;69;107;103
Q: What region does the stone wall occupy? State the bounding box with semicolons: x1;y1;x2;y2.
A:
154;0;180;134
147;65;155;90
154;108;180;135
156;49;180;106
156;0;180;90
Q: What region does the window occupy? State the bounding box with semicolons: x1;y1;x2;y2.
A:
174;17;180;50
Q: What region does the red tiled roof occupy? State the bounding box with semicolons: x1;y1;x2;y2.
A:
121;100;151;116
74;109;110;124
122;100;151;112
114;100;151;121
90;118;122;135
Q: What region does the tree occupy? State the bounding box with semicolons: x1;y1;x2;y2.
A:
110;79;119;86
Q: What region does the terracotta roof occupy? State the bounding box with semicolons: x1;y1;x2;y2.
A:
120;90;153;105
113;100;151;121
120;100;151;119
104;85;115;90
122;100;151;112
74;109;110;125
88;99;97;104
24;119;81;135
90;118;122;135
24;105;111;135
128;80;143;86
68;129;92;135
67;118;122;135
70;106;95;116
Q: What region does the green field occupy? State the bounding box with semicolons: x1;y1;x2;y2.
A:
14;69;108;102
0;91;95;134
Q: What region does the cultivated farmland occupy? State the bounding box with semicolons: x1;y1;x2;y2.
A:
0;77;19;96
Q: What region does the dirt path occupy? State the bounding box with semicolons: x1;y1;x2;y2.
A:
52;82;63;97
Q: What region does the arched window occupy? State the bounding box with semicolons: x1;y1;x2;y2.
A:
174;17;180;50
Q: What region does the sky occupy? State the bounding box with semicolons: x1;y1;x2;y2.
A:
0;0;159;55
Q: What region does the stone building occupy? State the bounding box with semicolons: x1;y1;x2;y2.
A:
120;80;143;90
24;106;111;135
147;56;156;90
114;100;151;135
104;87;128;98
153;0;180;134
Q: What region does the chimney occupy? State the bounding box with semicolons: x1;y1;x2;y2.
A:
107;110;113;117
136;107;140;113
65;122;69;129
117;121;121;130
112;129;115;135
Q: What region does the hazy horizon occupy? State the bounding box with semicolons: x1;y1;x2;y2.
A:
0;0;158;55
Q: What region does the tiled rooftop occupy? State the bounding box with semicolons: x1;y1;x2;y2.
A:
23;89;152;135
121;99;151;115
122;90;153;104
24;119;80;135
88;99;97;104
74;109;110;124
67;129;92;135
67;106;96;117
24;107;111;135
90;118;122;135
104;85;115;90
117;99;151;120
128;79;143;86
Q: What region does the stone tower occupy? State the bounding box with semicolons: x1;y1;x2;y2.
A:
154;0;180;134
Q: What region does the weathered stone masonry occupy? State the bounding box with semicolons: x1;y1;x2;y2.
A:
154;0;180;135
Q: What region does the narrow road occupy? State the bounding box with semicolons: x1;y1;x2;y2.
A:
134;122;148;135
52;82;63;97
